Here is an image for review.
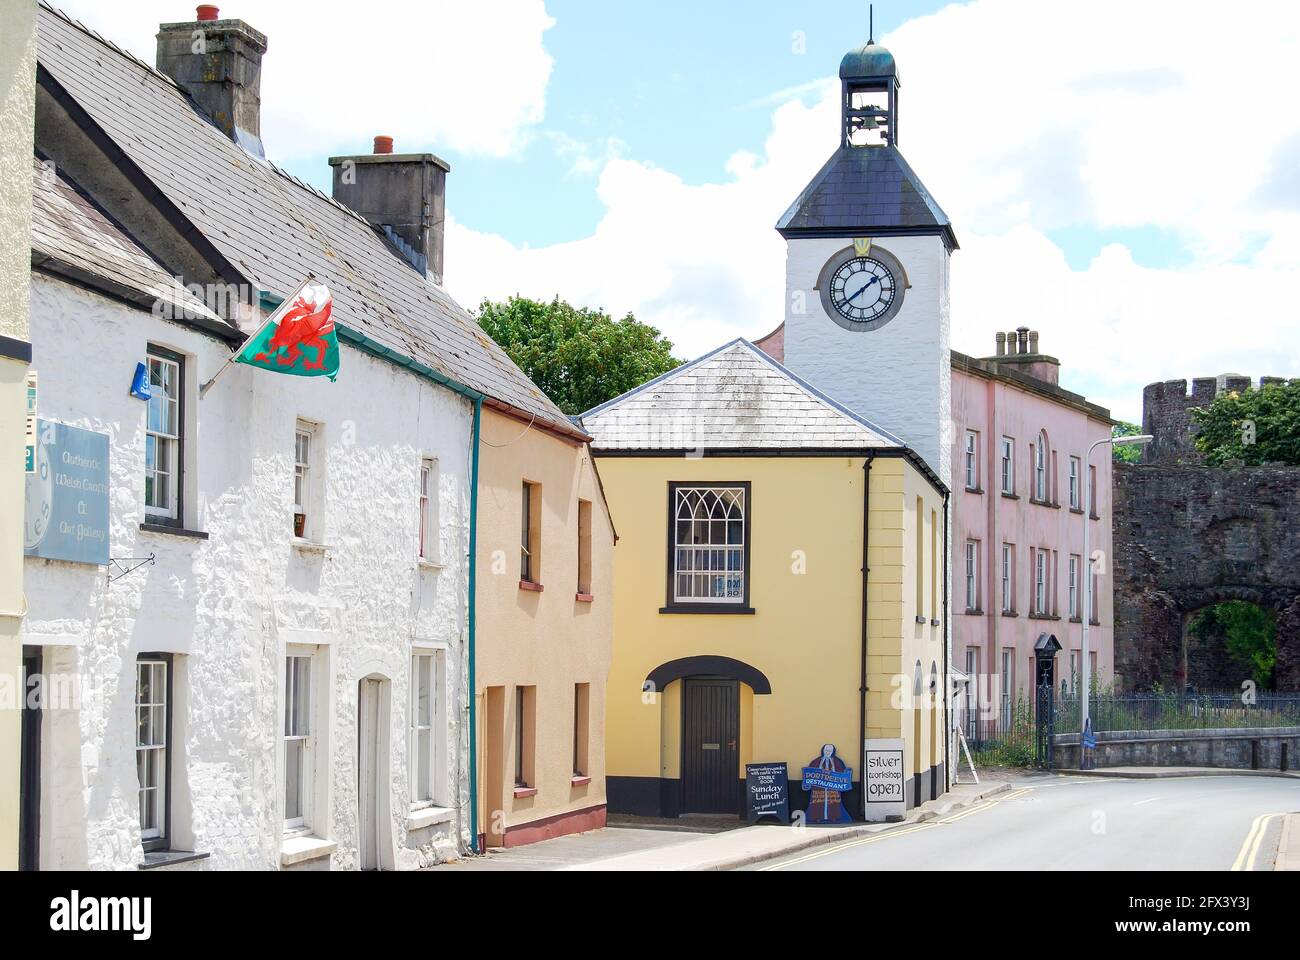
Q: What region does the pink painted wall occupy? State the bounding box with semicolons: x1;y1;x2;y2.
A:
950;358;1115;730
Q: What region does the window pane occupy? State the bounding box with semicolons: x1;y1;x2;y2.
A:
285;739;303;820
417;729;431;801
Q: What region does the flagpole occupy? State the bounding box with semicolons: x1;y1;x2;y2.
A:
199;276;314;398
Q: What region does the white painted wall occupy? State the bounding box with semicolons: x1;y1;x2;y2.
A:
782;234;952;483
24;273;472;870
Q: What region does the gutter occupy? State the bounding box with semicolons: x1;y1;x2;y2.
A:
942;491;951;793
859;453;875;818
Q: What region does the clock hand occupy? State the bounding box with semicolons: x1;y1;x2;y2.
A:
845;275;880;304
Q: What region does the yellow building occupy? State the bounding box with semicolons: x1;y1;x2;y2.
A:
1;0;38;871
582;340;949;819
474;406;615;847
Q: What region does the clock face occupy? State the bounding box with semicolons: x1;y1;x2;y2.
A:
828;257;897;324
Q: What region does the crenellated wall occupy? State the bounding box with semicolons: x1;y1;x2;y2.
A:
1141;375;1294;464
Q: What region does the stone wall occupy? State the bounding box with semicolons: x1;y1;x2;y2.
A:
1114;376;1300;691
1053;726;1300;771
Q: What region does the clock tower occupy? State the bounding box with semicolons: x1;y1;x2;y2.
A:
777;37;956;480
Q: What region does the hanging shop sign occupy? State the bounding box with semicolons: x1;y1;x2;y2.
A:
24;419;110;566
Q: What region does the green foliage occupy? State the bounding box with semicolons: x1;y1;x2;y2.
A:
1188;601;1277;688
1191;380;1300;466
1112;421;1145;463
474;296;683;416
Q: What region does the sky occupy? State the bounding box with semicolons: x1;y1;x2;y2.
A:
51;0;1300;423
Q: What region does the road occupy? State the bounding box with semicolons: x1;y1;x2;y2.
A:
749;775;1300;871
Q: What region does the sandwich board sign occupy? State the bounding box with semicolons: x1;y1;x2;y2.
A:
745;762;790;824
863;738;906;822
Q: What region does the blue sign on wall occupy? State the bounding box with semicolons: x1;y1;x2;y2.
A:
24;419;110;567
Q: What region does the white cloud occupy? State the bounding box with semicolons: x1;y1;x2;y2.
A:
447;0;1300;422
52;0;555;159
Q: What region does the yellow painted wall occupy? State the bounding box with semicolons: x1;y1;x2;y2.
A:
0;0;38;871
600;453;947;805
474;409;614;838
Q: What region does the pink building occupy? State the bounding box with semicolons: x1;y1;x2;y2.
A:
951;328;1116;736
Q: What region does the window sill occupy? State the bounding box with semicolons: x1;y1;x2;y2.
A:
418;559;445;572
139;522;209;540
138;849;211;870
1089;513;1101;521
965;486;984;495
1000;491;1019;500
571;775;592;787
575;593;595;603
280;834;337;867
1028;612;1060;621
1001;610;1019;618
964;608;983;616
407;806;456;831
513;786;538;799
1069;506;1085;515
519;579;544;593
291;538;334;554
915;615;928;624
1069;616;1083;624
1089;619;1101;627
1028;497;1059;509
660;605;756;615
931;619;941;627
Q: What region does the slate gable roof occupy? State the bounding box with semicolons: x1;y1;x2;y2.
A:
579;339;906;451
30;156;220;325
776;144;957;250
35;2;582;440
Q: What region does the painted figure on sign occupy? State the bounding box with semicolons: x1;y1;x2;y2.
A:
801;743;853;824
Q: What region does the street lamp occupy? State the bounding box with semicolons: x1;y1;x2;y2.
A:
1081;433;1152;767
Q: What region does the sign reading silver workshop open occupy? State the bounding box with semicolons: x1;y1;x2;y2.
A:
863;738;905;822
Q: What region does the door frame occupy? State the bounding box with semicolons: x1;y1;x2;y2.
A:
679;677;741;816
356;674;394;871
20;646;42;871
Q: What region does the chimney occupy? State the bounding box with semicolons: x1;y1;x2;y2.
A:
157;7;268;157
988;328;1060;385
329;139;451;284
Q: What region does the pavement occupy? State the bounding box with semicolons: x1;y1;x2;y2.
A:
1067;765;1300;780
744;772;1300;871
430;778;1010;872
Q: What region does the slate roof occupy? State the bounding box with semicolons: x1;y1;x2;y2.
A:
579;339;905;452
776;144;957;249
30;157;220;325
35;2;582;439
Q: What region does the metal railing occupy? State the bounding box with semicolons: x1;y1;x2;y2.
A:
957;691;1300;769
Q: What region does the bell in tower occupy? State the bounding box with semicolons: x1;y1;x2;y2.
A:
774;26;956;481
840;39;899;147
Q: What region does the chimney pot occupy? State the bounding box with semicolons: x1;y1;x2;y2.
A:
196;4;220;20
995;332;1006;356
374;136;395;155
1028;330;1039;354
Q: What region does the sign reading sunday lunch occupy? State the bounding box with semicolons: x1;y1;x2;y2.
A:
24;419;110;566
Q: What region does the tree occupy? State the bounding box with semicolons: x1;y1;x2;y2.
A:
1112;421;1144;463
1187;601;1277;689
475;296;683;416
1191;380;1300;466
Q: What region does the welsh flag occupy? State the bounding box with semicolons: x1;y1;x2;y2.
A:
235;280;339;380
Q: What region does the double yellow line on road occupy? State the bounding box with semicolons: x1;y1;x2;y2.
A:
1231;812;1284;871
758;788;1032;871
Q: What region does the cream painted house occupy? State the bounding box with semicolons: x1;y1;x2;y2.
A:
584;340;950;816
0;0;37;873
474;408;614;847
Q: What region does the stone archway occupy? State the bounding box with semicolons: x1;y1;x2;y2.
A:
1113;464;1300;691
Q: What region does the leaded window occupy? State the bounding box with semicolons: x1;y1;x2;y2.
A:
672;486;746;603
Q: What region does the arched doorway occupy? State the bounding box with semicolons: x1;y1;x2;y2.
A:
1184;598;1278;690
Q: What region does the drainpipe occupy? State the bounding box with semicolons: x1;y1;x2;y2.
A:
860;453;875;818
942;491;951;792
468;397;482;853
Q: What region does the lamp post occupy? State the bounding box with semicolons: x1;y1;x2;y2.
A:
1081;433;1152;767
